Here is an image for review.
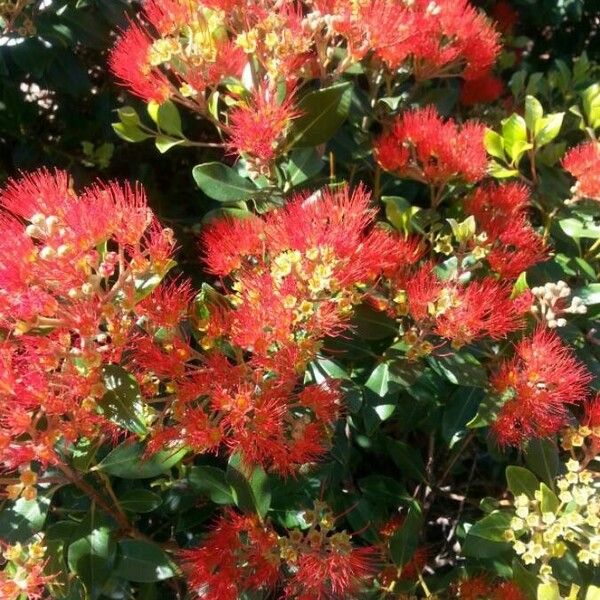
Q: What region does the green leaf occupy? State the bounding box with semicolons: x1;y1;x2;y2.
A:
389;504;423;567
428;352;487;388
98;365;148;436
287;82;353;148
226;452;271;518
559;217;600;240
442;387;482;447
484;129;505;161
576;283;600;305
506;466;539;498
117;106;141;128
525;95;544;133
501;114;527;161
155;135;185;153
488;161;520;178
118;490;162;513
112;122;152;143
67;507;116;599
134;259;176;302
512;272;529;298
468;388;513;429
188;466;235;505
466;511;512;542
387;439;427;482
537;581;560;600
97;442;187;479
147;100;182;136
114;540;176;583
512;559;540;598
535;113;564;147
0;494;51;543
382;196;421;235
540;482;560;513
285;148;324;187
525;438;559;486
192;162;256;202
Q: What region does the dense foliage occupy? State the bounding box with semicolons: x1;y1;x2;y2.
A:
1;1;600;599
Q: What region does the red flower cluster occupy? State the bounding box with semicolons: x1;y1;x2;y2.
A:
491;328;591;446
455;576;525;600
464;182;547;279
402;262;523;348
226;87;299;170
201;185;405;358
0;170;176;475
181;504;376;600
374;107;487;200
132;185;410;474
562;141;600;202
398;0;501;81
460;72;504;106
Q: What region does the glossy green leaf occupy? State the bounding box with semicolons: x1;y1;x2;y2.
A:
226;452;271;518
188;466;235;505
501;114;527;161
97;442;187;479
192;162;256;202
540;482;560;513
118;490;162;513
525;438;560;486
287;82;353;148
525;95;544;133
67;508;116;599
506;466;539;498
112;122;152;143
155;135;185;153
389;504;422;567
0;494;51;543
114;540;176;582
285;148;324;186
535;113;564;146
98;365;148;435
484;129;505;160
147;100;182;136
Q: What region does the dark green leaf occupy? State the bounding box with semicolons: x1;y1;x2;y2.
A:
192;162;256;202
389;504;422;566
67;508;116;599
188;466;235;505
97;442;187;479
118;490;162;513
285;148;324;186
98;365;148;435
226;453;271;518
114;540;176;582
506;466;539;498
525;438;560;486
287;82;353;148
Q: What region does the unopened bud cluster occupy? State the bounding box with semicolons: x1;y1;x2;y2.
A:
530;281;586;328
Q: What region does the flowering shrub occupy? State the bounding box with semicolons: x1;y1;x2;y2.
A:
2;1;600;599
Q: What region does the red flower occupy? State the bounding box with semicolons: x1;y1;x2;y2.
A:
202;214;265;276
226;87;300;168
0;170;177;472
491;328;591;446
465;183;547;279
284;545;376;600
401;0;501;81
562;141;600;201
491;1;519;35
460;73;504;106
405;264;522;347
180;510;280;600
375;107;487;191
455;575;492;600
109;22;171;103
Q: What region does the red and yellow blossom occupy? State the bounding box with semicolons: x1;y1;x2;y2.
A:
491;328;592;446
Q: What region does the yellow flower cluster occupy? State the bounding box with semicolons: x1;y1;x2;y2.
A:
504;458;600;574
